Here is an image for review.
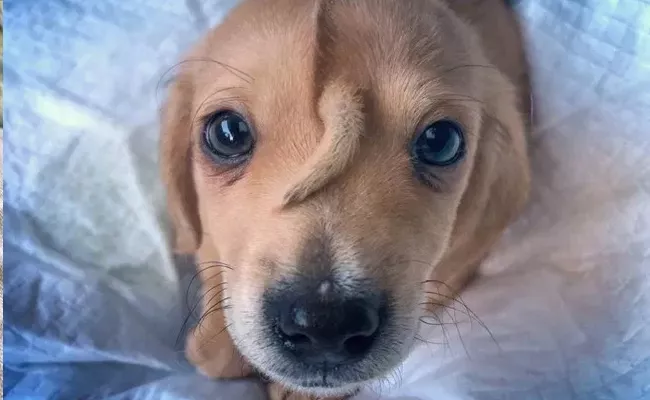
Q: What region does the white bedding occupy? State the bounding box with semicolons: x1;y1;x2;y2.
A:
4;0;650;399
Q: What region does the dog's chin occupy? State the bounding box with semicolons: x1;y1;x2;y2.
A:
262;368;370;397
250;338;412;397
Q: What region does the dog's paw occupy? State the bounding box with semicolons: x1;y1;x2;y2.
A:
266;382;347;400
185;326;252;379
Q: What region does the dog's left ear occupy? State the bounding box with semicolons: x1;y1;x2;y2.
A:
432;71;531;294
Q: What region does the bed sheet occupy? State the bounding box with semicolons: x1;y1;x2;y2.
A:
3;0;650;399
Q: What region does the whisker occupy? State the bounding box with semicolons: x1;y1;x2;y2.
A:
195;285;228;316
438;93;514;139
175;285;228;348
441;304;470;359
197;297;232;332
185;270;225;315
420;291;500;351
439;63;500;77
421;297;475;321
196;322;234;354
195;260;235;270
181;264;229;319
175;310;196;349
157;57;253;93
421;288;486;327
180;57;254;83
409;267;500;351
419;315;469;326
155;57;253;121
414;333;446;346
177;259;235;345
435;310;452;353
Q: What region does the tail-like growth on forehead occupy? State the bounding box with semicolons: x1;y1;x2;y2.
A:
281;0;365;206
282;80;364;206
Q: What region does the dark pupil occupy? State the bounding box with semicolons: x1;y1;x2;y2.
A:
424;127;449;152
218;117;249;148
207;113;252;157
416;121;462;165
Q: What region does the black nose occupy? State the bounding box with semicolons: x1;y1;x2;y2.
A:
270;294;382;364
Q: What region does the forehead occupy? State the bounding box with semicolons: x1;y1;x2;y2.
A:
189;0;485;140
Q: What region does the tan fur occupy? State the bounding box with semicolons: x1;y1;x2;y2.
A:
283;80;364;206
160;0;531;398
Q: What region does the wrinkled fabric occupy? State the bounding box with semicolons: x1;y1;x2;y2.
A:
3;0;650;399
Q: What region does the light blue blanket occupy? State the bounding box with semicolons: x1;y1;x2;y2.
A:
4;0;650;399
3;206;265;399
4;0;264;398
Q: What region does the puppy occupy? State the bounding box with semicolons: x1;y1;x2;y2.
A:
160;0;531;398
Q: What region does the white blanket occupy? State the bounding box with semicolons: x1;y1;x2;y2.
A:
4;0;650;399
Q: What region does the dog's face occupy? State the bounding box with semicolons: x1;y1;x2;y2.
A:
162;0;529;396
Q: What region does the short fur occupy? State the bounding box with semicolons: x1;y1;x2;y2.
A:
160;0;531;398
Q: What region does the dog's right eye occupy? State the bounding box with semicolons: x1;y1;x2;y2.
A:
202;111;254;161
412;119;465;167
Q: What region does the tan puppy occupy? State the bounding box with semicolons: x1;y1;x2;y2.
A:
160;0;531;398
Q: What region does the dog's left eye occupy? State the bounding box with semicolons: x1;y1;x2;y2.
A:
412;119;465;166
202;111;254;160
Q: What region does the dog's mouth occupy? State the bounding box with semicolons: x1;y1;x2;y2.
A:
261;359;379;396
279;364;362;386
296;375;341;388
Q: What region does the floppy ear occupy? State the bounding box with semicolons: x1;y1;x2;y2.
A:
160;73;202;253
431;72;531;296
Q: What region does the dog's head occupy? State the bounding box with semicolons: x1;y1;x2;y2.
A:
161;0;529;395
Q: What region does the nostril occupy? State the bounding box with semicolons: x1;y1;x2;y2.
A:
276;313;316;352
343;331;378;357
268;292;385;363
290;333;310;343
285;333;311;347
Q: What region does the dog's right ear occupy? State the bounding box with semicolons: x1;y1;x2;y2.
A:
160;72;202;253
